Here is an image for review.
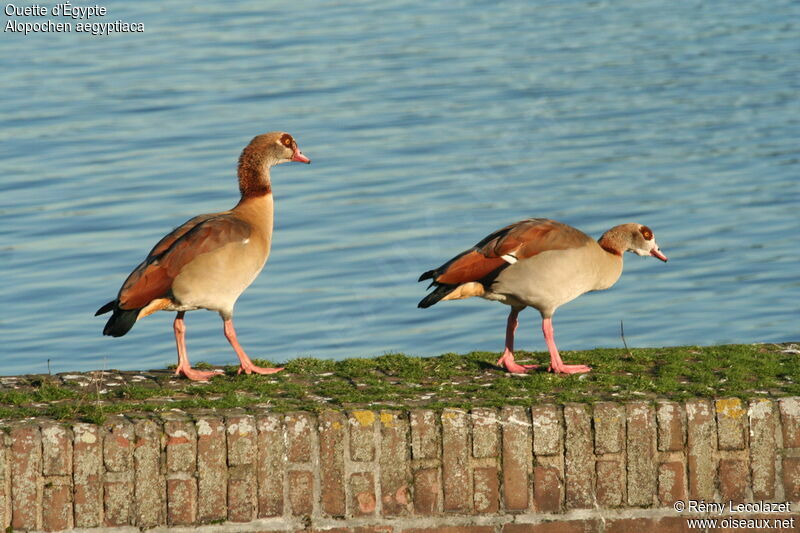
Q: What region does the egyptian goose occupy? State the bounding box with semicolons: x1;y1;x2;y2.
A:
418;219;667;374
96;132;311;381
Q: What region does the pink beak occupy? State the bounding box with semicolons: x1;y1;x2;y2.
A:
650;248;668;262
292;148;311;164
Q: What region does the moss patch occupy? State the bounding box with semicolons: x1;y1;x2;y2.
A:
0;343;797;422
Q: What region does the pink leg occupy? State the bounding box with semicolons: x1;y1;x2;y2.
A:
542;317;591;374
223;319;284;375
173;312;223;381
496;309;539;374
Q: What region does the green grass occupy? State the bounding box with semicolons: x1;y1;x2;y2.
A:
0;343;797;422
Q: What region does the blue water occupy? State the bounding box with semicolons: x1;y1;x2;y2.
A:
1;0;798;376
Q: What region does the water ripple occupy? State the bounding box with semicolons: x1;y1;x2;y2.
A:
1;0;798;375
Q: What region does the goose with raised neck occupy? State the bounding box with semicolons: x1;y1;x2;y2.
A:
96;131;311;381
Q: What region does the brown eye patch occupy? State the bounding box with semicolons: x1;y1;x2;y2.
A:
280;133;294;148
639;226;653;240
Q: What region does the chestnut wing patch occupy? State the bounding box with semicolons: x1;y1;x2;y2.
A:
147;213;219;257
432;219;591;285
433;251;507;286
118;215;250;309
487;219;591;260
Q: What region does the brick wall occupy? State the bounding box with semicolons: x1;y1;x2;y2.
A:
1;397;800;532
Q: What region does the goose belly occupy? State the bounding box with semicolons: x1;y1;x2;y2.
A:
170;240;268;313
488;248;603;314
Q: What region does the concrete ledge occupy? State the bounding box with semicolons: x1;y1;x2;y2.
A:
2;397;800;531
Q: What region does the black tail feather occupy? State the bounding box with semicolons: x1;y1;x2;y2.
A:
417;284;456;309
97;301;139;337
95;300;115;316
418;269;436;282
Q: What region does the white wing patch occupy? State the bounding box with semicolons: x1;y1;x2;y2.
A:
501;253;518;264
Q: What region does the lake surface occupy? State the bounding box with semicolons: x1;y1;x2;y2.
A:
2;0;798;376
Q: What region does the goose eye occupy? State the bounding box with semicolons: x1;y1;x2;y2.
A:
280;134;293;147
639;226;653;240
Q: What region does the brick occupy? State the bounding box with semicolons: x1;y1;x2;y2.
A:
0;436;6;529
719;459;748;503
442;408;472;512
227;414;257;465
350;471;376;516
657;461;685;505
502;406;531;511
656;401;684;452
605;517;687;533
503;522;600;533
257;413;285;517
779;397;800;448
164;417;197;472
167;476;197;525
196;416;227;523
380;411;411;516
412;526;494;533
41;425;73;532
73;423;103;528
104;471;134;527
42;476;71;532
564;404;593;509
596;459;623;507
532;405;562;456
164;416;197;526
534;465;562;513
626;402;656;507
133;418;164;528
288;470;314;516
748;399;776;499
41;423;72;475
783;457;800;500
11;424;41;531
227;414;256;522
472;407;500;458
350;409;376;461
686;399;716;500
286;411;314;463
410;409;439;459
715;398;747;450
228;464;256;522
103;417;134;471
593;403;624;454
320;410;346;517
103;418;135;527
473;466;499;513
413;467;440;514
